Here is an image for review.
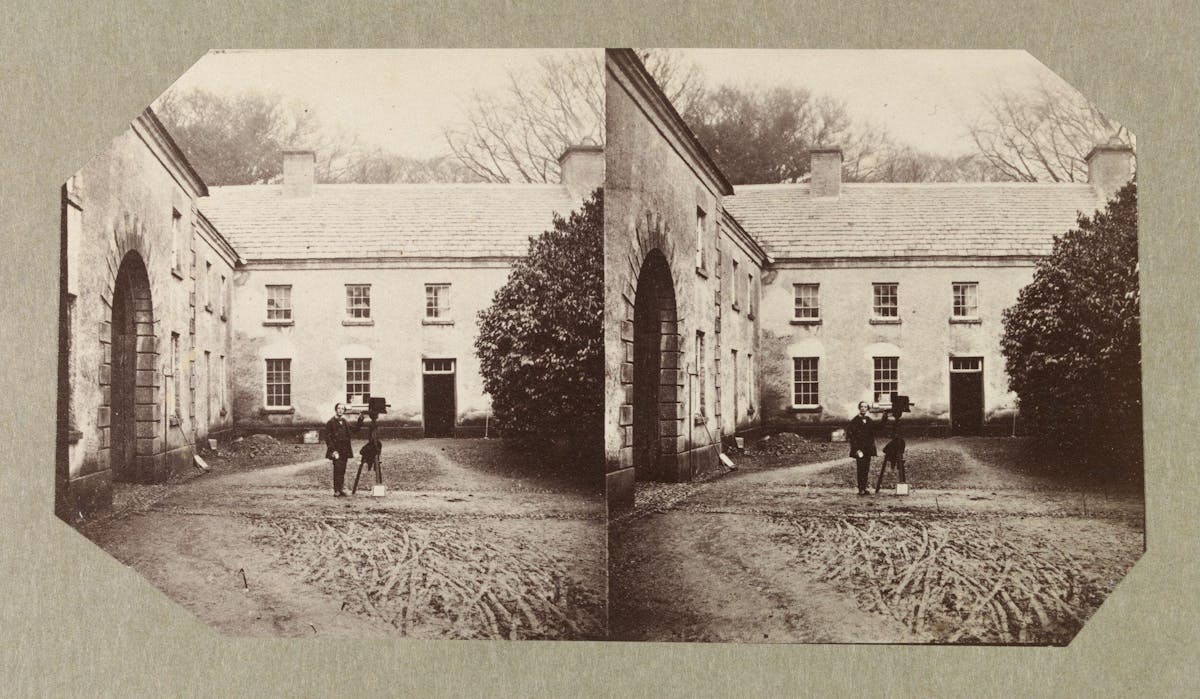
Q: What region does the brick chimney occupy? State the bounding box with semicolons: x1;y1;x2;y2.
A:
558;141;604;201
1085;140;1134;201
810;148;843;198
282;150;315;198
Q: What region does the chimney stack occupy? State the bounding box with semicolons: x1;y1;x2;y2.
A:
558;141;605;201
282;150;315;198
810;148;843;198
1085;140;1134;201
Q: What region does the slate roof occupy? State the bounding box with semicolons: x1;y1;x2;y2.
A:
200;183;579;260
724;183;1107;259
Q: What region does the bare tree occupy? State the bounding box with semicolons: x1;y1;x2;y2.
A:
968;77;1131;182
444;50;705;183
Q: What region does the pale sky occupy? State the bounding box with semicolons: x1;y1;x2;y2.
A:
156;49;1097;161
156;49;601;159
680;49;1084;157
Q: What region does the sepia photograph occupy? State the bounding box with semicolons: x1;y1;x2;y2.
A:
54;49;606;640
604;48;1143;644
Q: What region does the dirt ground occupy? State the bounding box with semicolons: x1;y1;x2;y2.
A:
78;437;605;640
610;435;1144;645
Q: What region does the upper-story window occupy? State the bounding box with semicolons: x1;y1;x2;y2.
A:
203;260;213;312
426;283;451;320
794;283;819;321
953;282;979;318
219;274;227;319
171;209;183;274
266;284;292;323
346;284;371;320
695;207;707;272
731;258;740;310
748;272;756;317
872;283;899;320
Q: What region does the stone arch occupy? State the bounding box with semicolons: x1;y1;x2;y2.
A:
98;212;167;484
108;250;158;482
619;210;684;483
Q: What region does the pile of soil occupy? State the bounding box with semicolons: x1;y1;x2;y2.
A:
202;434;328;472
747;432;809;455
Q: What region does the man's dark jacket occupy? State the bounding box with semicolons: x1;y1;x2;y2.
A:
324;416;355;460
846;414;878;458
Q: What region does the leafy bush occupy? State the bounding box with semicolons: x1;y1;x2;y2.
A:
475;189;603;475
1001;182;1141;476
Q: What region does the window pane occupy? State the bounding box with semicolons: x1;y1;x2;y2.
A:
267;285;292;320
873;357;898;403
426;284;450;318
265;358;291;407
794;284;819;319
346;284;371;319
873;283;898;317
793;357;818;405
953;282;978;317
345;358;371;403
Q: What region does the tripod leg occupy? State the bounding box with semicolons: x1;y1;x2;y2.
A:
352;459;365;494
898;457;906;483
374;455;382;485
875;457;888;493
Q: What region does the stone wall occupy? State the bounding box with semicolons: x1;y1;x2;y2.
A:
758;261;1035;429
229;262;512;435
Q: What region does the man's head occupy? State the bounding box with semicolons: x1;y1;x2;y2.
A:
334;402;345;417
858;401;870;417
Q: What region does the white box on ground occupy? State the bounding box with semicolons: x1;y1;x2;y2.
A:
719;453;736;469
301;430;320;444
896;483;909;495
734;437;744;449
831;428;846;442
372;485;386;497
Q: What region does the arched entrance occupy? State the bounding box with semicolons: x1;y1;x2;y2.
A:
110;251;155;482
631;249;681;481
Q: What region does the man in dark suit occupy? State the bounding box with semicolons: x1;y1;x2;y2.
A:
846;400;878;495
324;402;364;497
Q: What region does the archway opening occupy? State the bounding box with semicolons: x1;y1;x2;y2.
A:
110;251;153;482
632;249;678;482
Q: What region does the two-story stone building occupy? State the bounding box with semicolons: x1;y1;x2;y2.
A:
57;109;602;517
604;49;1134;507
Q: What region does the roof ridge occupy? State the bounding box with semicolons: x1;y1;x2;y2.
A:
734;181;1098;191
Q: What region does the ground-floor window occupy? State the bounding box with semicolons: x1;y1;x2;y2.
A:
346;358;371;403
793;357;818;406
265;358;291;408
873;356;898;403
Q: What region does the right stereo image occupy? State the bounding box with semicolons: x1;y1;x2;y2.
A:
603;48;1142;645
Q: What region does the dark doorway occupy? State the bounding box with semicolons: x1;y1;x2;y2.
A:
423;358;456;437
632;250;678;481
950;357;984;435
110;252;152;481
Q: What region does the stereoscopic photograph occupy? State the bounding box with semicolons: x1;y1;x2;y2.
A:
55;49;606;639
604;48;1142;645
54;46;1142;646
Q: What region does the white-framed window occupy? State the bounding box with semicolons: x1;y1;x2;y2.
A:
219;274;227;318
873;356;899;403
266;284;292;322
794;283;820;320
203;260;212;311
793;357;819;407
731;258;740;309
171;209;183;272
423;358;456;374
346;284;371;319
425;283;451;319
169;332;181;418
873;283;899;319
695;207;707;271
219;354;227;413
696;330;706;416
345;358;371;404
747;352;755;411
951;356;983;372
264;358;291;408
748;272;756;317
953;282;979;318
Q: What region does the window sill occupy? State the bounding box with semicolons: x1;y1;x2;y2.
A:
204;304;213;314
66;429;83;445
422;319;454;326
789;405;822;413
342;319;374;326
869;317;901;325
747;312;756;321
263;320;294;327
171;267;185;280
695;266;708;279
261;406;295;415
791;318;822;326
950;317;981;325
731;303;741;313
